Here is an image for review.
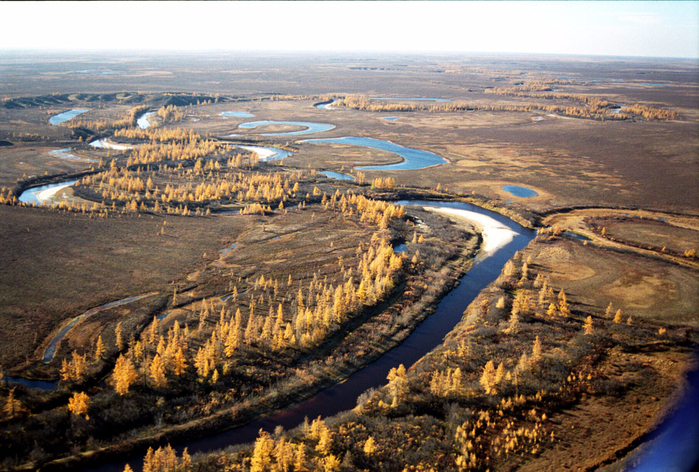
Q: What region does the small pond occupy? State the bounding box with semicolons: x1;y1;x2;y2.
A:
502;185;538;198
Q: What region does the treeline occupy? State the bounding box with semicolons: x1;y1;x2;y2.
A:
485;82;679;120
156;105;187;124
336;93;679;121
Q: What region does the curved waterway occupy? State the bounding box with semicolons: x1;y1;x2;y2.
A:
319;170;355;181
137;112;155;129
238;145;292;161
315;99;338;110
43;293;158;363
234;120;335;136
301;137;447;171
88;200;534;472
89;138;133;150
18;180;77;206
49;109;89;125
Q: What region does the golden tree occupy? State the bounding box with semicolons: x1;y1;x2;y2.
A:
68;391;90;420
363;436;376;455
3;388;23;419
94;335;106;360
114;354;138;395
150;354;167;388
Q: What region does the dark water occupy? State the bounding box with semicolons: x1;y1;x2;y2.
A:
3;376;58;391
85;200;533;472
629;358;699;472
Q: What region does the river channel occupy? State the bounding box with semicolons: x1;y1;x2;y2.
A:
86;200;534;472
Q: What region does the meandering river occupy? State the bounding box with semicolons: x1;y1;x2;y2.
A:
86;200;534;472
301;136;447;171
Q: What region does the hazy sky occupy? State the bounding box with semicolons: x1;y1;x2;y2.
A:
1;1;697;58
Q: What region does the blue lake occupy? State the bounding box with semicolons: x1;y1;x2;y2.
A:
319;171;355;181
220;111;255;118
301;137;447;171
49;109;89;125
502;185;538;198
238;120;334;136
381;117;400;121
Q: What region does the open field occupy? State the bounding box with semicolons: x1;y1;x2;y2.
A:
0;52;696;471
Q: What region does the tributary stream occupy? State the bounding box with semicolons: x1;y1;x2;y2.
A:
85;200;535;472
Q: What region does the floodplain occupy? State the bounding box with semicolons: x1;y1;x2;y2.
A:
0;52;697;472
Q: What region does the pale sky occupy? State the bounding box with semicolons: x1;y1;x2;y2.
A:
1;1;697;58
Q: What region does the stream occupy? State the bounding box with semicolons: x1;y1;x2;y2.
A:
85;200;535;472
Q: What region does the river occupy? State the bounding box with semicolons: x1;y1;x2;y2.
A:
85;199;534;472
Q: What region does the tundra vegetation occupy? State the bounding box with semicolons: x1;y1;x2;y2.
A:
0;52;696;471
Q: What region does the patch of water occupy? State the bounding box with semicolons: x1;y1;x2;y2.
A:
219;243;238;256
49;148;97;163
220;111;255;118
316;100;338;110
393;243;407;254
319;171;355;181
4;376;59;391
381;117;400;121
301;136;447;171
137;112;155;129
564;232;591;242
19;180;77;206
49;109;89;125
89;139;132;150
502;185;538;198
238;145;292;161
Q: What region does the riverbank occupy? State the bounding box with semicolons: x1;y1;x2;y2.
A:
36;202;498;472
